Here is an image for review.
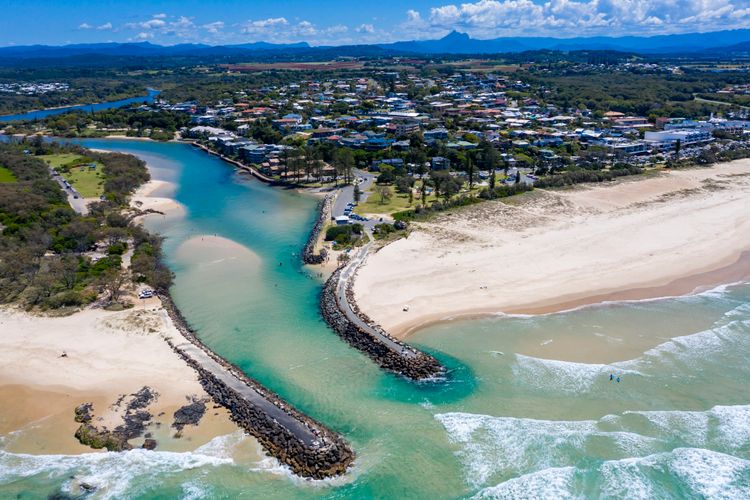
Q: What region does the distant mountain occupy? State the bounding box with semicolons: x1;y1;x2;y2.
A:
2;28;750;62
379;29;750;55
0;41;310;59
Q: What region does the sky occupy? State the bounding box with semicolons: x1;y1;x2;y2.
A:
3;0;750;47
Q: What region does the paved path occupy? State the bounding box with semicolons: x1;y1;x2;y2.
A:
171;336;322;447
336;245;417;359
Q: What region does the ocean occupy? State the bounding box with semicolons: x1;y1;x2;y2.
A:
1;139;748;498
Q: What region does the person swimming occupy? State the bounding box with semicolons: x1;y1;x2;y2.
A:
609;374;613;381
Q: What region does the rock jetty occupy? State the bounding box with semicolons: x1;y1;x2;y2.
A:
160;293;355;479
302;193;334;265
320;264;445;381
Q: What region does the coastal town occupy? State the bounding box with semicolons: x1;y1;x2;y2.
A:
5;59;750;227
3;9;750;497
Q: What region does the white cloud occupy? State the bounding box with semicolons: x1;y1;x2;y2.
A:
356;23;375;33
140;18;166;29
203;21;224;34
240;17;289;34
153;13;167;19
133;32;153;41
96;22;113;31
78;22;92;29
405;0;750;37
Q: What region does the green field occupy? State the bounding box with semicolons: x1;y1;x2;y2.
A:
40;153;104;198
355;187;415;216
0;166;17;183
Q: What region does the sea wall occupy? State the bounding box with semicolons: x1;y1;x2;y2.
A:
320;269;445;381
159;293;355;479
302;193;334;265
190;142;278;184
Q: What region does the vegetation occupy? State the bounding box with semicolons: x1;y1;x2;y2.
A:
324;223;363;247
534;165;643;188
0;139;171;310
0;166;17;183
40;153;104;198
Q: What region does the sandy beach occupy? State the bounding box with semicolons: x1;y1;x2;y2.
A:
354;159;750;338
0;305;240;454
0;160;243;456
130;179;186;221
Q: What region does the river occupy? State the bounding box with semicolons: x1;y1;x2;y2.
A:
1;138;749;498
0;89;161;123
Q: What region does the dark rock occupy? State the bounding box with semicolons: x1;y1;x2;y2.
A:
319;268;445;381
172;398;207;430
142;438;157;450
158;292;355;479
74;423;131;452
73;403;93;424
302;194;334;265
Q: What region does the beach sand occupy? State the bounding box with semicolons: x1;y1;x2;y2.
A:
130;179;185;221
0;305;241;455
354;159;750;338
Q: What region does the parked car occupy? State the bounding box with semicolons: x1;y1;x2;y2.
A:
138;289;154;299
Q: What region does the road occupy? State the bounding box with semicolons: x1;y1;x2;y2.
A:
49;168;89;214
336;244;417;359
332;169;378;229
171;337;323;447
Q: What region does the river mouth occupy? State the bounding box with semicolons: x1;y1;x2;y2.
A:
3;137;748;498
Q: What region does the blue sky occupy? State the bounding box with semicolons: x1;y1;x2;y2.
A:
4;0;750;47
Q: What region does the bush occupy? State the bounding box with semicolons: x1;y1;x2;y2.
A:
46;290;87;308
325;224;361;246
534;166;642;188
107;242;127;255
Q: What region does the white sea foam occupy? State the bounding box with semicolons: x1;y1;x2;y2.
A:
600;448;750;499
667;447;750;498
437;403;750;492
0;448;232;499
631;318;750;372
435;412;656;488
511;354;642;394
471;467;579;499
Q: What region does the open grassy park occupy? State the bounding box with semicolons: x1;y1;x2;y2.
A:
0;166;17;183
40;153;104;198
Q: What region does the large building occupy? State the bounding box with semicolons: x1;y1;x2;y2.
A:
644;129;713;150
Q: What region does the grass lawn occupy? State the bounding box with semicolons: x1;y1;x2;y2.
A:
355;181;484;217
0;166;17;183
40;153;105;198
355;187;416;216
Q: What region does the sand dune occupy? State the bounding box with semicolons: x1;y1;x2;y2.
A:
354;160;750;338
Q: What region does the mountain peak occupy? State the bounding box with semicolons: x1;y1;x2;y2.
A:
442;30;471;42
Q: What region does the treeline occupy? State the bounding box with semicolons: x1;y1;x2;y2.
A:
10;107;190;141
0;140;171;309
534;165;643;188
527;71;748;118
0;78;146;115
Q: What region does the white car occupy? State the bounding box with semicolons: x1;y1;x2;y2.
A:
138;289;154;299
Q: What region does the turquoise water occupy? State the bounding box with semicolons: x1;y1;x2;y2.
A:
1;139;749;498
0;89;160;122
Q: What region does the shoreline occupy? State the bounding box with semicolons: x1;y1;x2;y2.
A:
0;305;240;455
354;158;750;340
395;250;750;339
0;91;158;121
